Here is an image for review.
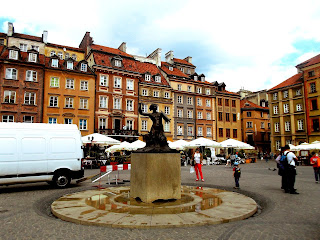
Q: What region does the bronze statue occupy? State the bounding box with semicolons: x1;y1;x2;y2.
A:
137;103;176;153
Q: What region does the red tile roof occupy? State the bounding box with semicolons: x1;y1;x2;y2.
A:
0;47;45;64
268;73;303;91
45;57;93;74
0;32;6;38
47;43;84;53
135;61;169;86
173;58;194;67
296;54;320;68
240;99;268;110
91;44;133;58
11;33;42;42
161;61;189;78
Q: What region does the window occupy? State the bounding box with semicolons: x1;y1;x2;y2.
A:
233;129;237;138
273;93;278;100
127;100;133;111
114;98;121;109
79;119;87;130
177;95;182;104
169;66;173;71
9;50;18;60
31;45;39;52
114;77;121;88
261;101;266;107
155;76;161;82
164;92;170;98
247;112;252;117
51;59;58;67
178;84;182;91
5;68;17;79
218;112;223;121
2;115;14;122
64;118;72;124
145;74;151;81
219;128;223;137
50;51;56;56
226;129;230;138
197;111;203;119
225;99;229;106
80;81;88;91
197;127;203;136
187;97;192;105
65;53;70;59
79;98;88;109
268;123;271;129
261;112;264;118
114;60;122;67
142;104;148;113
194;75;198;81
67;61;73;70
187;126;193;136
310;82;316;93
142;120;147;131
99;96;108;108
285;121;291;132
197;98;202;106
187;69;191;74
80;63;87;72
296;104;302;111
187;86;192;92
126;120;133;130
298;119;304;130
153;91;159;97
187;110;193;118
232;100;236;107
177;109;183;118
71;54;77;61
206;99;211;107
65;97;74;108
261;122;265;129
24;92;36;105
23;116;34;123
48;117;57;124
247;121;253;128
233;114;237;122
283;103;289;113
3;91;16;103
206;112;211;120
57;52;63;59
311;99;318;110
276;140;281;151
0;39;4;45
164;122;170;132
201;77;205;82
50;77;59;87
127;79;134;90
179;67;184;72
308;70;315;77
218;98;222;106
28;53;37;62
273;105;279;114
226;113;230;122
197;87;202;94
283;90;288;98
164;106;170;115
312;119;320;132
207;127;212;136
49;96;58;107
99;118;107;129
177;126;183;135
296;89;301;96
20;43;27;52
274;122;280;132
142;89;148;96
26;70;37;81
206;88;210;95
66;79;74;89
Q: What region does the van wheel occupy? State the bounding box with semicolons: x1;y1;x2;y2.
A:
53;172;71;188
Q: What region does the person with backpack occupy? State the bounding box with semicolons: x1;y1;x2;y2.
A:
283;145;299;194
233;162;241;189
310;152;320;183
276;147;287;190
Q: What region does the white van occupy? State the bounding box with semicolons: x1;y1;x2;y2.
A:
0;123;84;188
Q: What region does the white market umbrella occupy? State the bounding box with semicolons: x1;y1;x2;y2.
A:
169;139;189;150
220;139;254;149
295;142;320;150
106;141;132;152
130;140;146;150
82;133;120;145
187;137;221;148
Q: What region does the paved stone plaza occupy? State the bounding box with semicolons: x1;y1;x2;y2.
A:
1;161;320;240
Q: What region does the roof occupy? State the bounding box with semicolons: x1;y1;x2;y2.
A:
135;61;169;86
268;73;303;91
11;33;42;42
91;44;133;58
161;61;189;78
296;53;320;68
45;57;94;74
216;90;240;97
0;32;6;38
47;43;85;53
0;47;45;64
240;99;268;110
173;58;194;67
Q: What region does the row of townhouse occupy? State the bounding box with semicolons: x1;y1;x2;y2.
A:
268;53;320;152
0;23;242;142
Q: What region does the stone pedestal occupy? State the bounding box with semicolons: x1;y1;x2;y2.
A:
130;153;181;203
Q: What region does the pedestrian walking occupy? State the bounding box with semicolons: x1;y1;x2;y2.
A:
283;145;299;194
233;162;241;189
310;152;320;183
193;148;204;182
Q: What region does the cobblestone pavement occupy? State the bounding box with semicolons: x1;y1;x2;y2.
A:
1;161;319;240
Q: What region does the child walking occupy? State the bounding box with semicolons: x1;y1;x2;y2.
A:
233;162;241;189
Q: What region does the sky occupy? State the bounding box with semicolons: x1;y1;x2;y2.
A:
1;0;320;92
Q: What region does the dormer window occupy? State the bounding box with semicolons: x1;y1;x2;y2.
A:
145;74;151;81
57;52;63;59
51;59;58;68
9;50;18;60
65;53;69;59
28;53;37;62
180;67;184;73
201;77;205;82
71;54;77;60
50;51;56;56
115;60;122;67
169;66;173;71
67;61;73;70
80;63;87;72
194;76;198;81
155;75;161;82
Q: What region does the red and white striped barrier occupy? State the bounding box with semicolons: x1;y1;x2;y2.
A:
100;164;131;172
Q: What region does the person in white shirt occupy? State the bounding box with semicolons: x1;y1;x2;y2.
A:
283;145;299;194
193;148;204;182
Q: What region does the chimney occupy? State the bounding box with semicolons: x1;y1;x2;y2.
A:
148;48;162;67
42;30;48;44
79;32;93;55
118;42;127;53
165;50;174;64
184;56;192;64
8;22;14;36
